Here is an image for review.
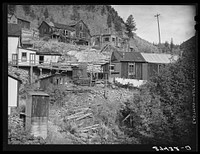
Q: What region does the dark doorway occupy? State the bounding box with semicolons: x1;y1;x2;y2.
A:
39;56;44;64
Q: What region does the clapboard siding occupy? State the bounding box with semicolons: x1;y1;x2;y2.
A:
121;62;128;78
31;96;49;117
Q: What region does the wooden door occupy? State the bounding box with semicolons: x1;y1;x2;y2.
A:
31;96;49;117
30;53;36;65
135;63;142;80
12;54;18;65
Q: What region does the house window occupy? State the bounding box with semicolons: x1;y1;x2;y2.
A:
82;32;86;38
128;63;135;75
104;37;109;42
109;64;115;72
64;30;69;36
80;32;83;38
80;23;83;31
12;54;18;65
21;52;27;62
130;47;133;52
112;38;115;42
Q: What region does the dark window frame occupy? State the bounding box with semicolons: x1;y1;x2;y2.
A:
21;52;27;62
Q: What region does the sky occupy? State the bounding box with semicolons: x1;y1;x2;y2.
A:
111;5;196;45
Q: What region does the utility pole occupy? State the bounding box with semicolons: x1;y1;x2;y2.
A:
154;14;161;45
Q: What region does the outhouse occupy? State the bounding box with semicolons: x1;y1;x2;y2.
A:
25;90;49;139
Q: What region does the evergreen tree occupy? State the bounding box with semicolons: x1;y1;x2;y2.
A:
125;15;137;38
170;38;174;53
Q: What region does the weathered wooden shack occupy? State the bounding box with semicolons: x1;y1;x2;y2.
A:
69;20;91;45
102;50;179;81
102;50;146;80
37;72;72;90
141;53;179;80
25;91;49;139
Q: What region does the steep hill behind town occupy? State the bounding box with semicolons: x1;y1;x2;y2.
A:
9;5;159;53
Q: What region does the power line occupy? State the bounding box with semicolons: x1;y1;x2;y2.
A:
154;14;161;44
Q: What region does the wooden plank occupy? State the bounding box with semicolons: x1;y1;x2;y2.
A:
76;113;92;121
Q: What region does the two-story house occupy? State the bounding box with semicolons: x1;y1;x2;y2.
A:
68;20;91;45
8;14;31;29
38;21;76;43
38;20;91;45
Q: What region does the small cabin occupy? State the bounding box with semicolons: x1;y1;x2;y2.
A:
25;91;49;139
69;20;91;45
102;50;179;81
36;72;72;90
8;74;22;115
141;53;179;80
16;47;38;66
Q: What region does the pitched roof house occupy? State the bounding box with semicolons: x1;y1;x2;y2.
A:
38;20;91;45
102;50;179;81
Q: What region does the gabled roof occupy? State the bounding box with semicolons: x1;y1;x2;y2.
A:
8;23;21;37
39;21;75;32
8;73;22;83
111;50;146;62
16;16;30;23
141;53;179;64
121;52;146;62
52;22;75;31
69;20;90;33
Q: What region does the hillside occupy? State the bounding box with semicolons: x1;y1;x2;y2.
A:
9;5;158;53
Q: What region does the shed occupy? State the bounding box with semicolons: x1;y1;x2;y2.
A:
25;90;49;139
102;50;146;80
37;72;72;90
8;74;22;115
141;53;179;80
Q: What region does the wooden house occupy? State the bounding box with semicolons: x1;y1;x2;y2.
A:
17;17;31;30
38;20;91;45
91;30;122;49
16;47;38;66
102;50;146;80
25;90;49;139
36;72;73;90
8;14;31;30
38;21;76;43
102;50;179;81
8;74;22;115
68;20;91;45
8;23;21;65
141;53;179;80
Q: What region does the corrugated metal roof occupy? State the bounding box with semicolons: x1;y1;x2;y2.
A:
141;53;179;64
